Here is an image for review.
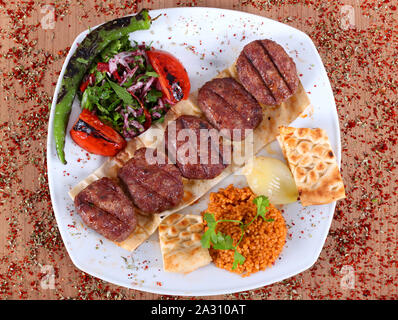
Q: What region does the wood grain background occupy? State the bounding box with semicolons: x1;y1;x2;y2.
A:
0;0;396;300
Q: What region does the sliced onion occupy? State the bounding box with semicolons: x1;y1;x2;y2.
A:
163;97;176;106
127;81;144;93
158;98;164;109
109;50;145;74
108;58;118;74
152;112;162;118
127;106;138;117
242;156;298;205
120;65;138;85
140;76;156;99
130;120;144;132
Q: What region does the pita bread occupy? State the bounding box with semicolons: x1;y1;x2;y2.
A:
158;213;211;273
277;126;345;206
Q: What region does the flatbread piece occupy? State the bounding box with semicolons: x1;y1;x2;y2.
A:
158;213;211;273
277;126;345;206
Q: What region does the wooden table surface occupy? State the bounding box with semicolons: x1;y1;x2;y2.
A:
0;0;396;300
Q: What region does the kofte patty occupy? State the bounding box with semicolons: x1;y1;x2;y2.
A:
74;177;137;242
165;115;229;179
236;39;299;105
198;77;263;141
118;147;184;214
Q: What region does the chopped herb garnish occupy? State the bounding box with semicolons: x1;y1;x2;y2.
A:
201;195;273;270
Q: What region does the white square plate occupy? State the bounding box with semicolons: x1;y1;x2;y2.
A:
47;7;341;296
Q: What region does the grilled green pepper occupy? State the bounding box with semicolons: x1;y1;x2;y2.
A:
53;9;152;164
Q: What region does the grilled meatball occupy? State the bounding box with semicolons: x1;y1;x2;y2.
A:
236;39;299;105
118;147;184;214
198;77;263;141
165;115;229;179
74;177;137;242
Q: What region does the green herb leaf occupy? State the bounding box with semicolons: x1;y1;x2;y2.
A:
200;228;213;249
107;79;134;106
212;233;234;250
107;98;121;111
145;71;159;78
96;103;110;115
200;196;274;272
122;77;135;88
100;35;132;62
136;74;149;82
253;195;270;220
81;87;99;111
232;250;245;270
136;113;146;123
95;70;106;85
146;89;162;103
203;212;216;229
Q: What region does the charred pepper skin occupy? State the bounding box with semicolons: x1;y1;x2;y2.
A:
70;109;126;156
53;9;152;164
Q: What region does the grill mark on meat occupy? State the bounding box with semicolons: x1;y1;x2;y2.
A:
236;39;300;106
118;148;184;213
236;52;276;106
75;200;133;242
74;177;137;242
242;51;277;103
198;78;262;141
260;40;299;95
258;40;294;94
118;176;167;214
179;116;208;176
128;148;183;188
208;78;261;127
77;177;137;225
181;114;226;175
197;88;245;134
166;115;228;179
206;89;247;127
128;167;175;208
243;41;291;103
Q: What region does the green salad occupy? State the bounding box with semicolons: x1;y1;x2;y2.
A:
79;35;171;138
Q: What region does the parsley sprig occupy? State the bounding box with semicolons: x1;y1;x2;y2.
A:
201;195;274;270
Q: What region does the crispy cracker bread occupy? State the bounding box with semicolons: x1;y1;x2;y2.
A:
69;63;310;251
277;126;345;206
158;213;211;273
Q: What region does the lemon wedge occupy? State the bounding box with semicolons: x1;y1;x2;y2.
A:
242;156;298;205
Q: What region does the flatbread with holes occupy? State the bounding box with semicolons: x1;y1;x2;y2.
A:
277;126;345;206
158;213;211;273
